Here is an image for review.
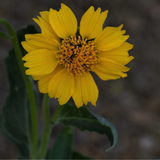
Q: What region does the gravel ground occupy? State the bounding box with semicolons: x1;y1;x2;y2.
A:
0;0;160;159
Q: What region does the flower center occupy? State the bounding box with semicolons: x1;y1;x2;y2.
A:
56;35;99;75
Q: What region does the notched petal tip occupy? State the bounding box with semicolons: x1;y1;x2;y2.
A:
32;18;41;28
25;69;31;75
80;6;108;40
72;73;98;108
25;70;29;75
23;62;29;68
130;44;134;50
61;3;67;8
22;54;27;61
104;10;109;14
21;41;25;47
49;4;77;39
121;72;127;78
95;23;131;51
123;35;130;41
91;101;97;107
130;56;134;60
76;104;83;108
88;6;94;11
124;67;131;72
39;11;49;19
96;7;101;13
33;17;38;22
119;24;123;29
49;8;54;12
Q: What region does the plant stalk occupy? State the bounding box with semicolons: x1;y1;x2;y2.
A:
38;94;52;159
0;19;38;158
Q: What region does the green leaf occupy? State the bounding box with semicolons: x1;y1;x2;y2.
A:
0;25;38;158
0;116;29;159
0;49;30;158
48;126;73;159
0;31;14;39
72;151;93;159
52;104;118;152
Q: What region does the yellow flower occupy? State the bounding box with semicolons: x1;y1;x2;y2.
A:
22;3;134;108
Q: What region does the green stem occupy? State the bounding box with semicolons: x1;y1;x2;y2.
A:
38;94;52;159
0;19;38;158
50;105;64;124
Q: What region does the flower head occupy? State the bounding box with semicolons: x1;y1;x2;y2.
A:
22;3;134;108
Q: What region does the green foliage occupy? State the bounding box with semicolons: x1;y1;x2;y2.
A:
48;125;93;159
0;32;13;39
0;25;38;158
49;126;73;159
51;104;118;153
0;49;30;158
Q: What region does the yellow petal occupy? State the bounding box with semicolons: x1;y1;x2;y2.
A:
22;49;58;75
48;69;74;105
22;41;37;52
93;58;130;81
32;75;44;81
94;67;122;80
99;42;133;56
80;6;108;39
98;42;134;65
72;76;83;108
33;11;59;41
37;66;62;93
25;34;59;47
72;72;99;108
49;3;77;39
38;73;54;93
40;11;49;21
22;33;59;52
102;55;134;65
95;24;129;51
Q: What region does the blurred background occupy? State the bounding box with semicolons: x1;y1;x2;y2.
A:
0;0;160;159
